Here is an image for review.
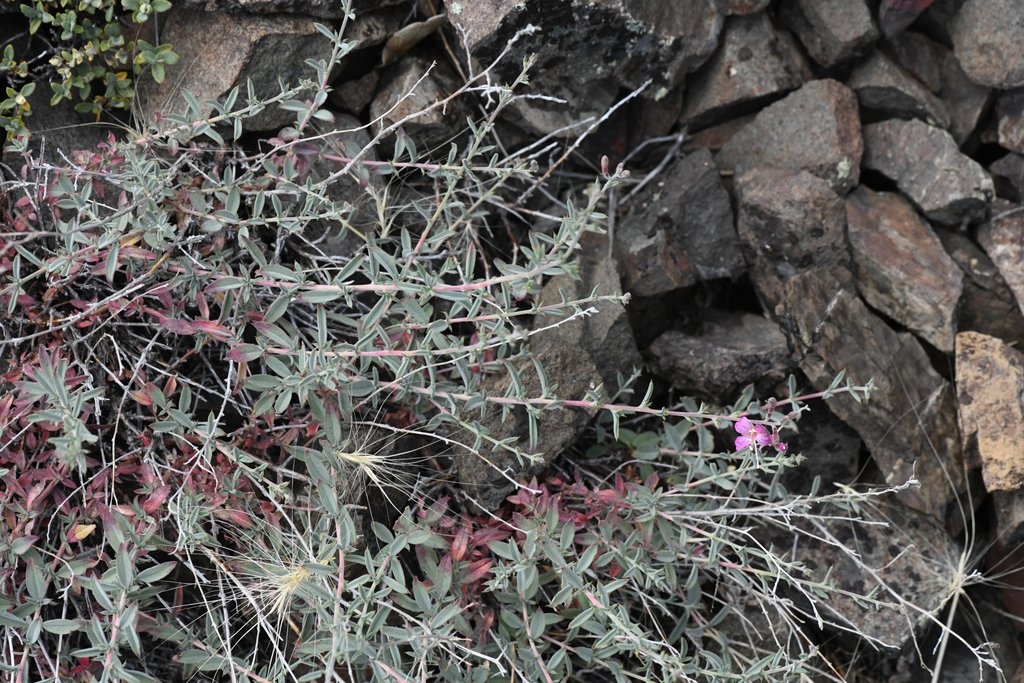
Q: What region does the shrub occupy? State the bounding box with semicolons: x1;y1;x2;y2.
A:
0;4;995;682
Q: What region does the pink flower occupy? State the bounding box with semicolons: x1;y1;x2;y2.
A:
734;417;771;451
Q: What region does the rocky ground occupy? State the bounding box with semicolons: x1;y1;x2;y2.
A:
11;0;1024;679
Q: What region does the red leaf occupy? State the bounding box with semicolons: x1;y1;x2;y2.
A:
141;485;172;515
191;319;233;342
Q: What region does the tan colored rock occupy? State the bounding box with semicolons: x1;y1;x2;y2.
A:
955;331;1024;492
977;200;1024;318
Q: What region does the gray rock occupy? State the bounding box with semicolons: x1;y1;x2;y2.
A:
300;113;380;258
454;244;638;510
778;0;878;68
862;118;993;225
778;405;862;494
716;80;863;195
648;311;795;399
6;87;118;167
136;8;334;132
847;51;950;129
776;501;961;649
714;0;771;14
846;187;963;352
735;168;852;311
977;201;1024;318
681;13;806;131
936;227;1024;343
448;0;722;136
951;0;1024;88
884;31;945;94
369;56;460;147
995;90;1024;153
615;148;742;297
990;154;1024;202
172;0;405;17
940;50;994;145
914;0;966;46
777;271;965;519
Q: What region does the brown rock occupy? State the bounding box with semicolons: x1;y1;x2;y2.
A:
847;51;950;129
862;118;993;225
735;168;851;311
936;227;1024;342
951;0;1024;89
615;148;742;297
716;80;863;195
846;187;963;352
777;271;964;518
648;311;795;399
977;201;1024;318
955;332;1024;492
681;13;806;131
996;90;1024;153
778;0;878;68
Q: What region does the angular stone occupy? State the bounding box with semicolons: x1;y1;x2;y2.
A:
847;51;950;129
777;271;964;518
448;0;722;136
955;332;1024;492
717;80;863;194
878;0;936;38
990;154;1024;202
951;0;1024;88
684;114;754;152
940;51;994;146
884;31;944;94
777;501;960;647
369;56;460;146
735;168;851;311
136;8;333;132
778;0;878;68
615;148;742;297
937;227;1024;343
715;0;771;14
173;0;404;17
455;245;638;510
996;90;1024;153
778;405;862;495
846;187;963;352
977;200;1024;318
681;13;806;131
648;311;795;399
862;118;994;225
914;0;964;46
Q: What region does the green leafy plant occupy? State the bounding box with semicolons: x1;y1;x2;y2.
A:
0;0;176;147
